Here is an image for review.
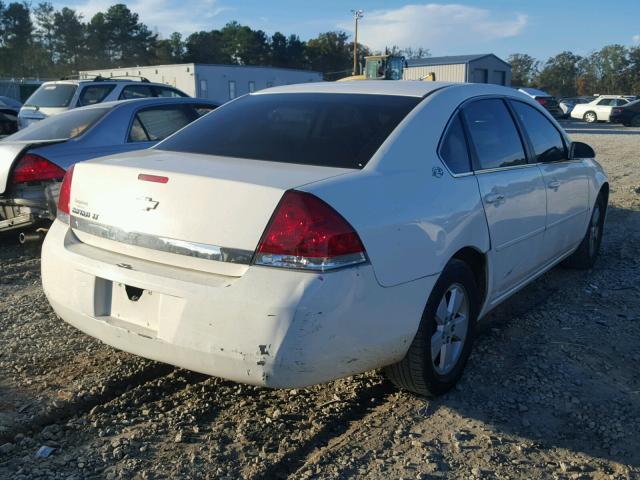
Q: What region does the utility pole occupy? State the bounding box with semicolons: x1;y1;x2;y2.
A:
351;9;363;76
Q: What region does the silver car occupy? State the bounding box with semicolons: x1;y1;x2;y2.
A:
1;97;218;237
18;77;189;129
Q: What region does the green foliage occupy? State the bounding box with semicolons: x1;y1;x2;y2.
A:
0;2;368;80
514;46;640;97
2;0;636;91
508;53;538;87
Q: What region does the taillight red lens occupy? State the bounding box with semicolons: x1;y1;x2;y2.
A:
56;165;74;221
536;98;548;106
11;154;65;184
255;190;366;271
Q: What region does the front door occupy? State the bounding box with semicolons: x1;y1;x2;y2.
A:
509;100;590;260
462;98;547;298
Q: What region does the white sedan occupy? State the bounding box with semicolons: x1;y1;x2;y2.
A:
42;81;608;396
570;95;629;122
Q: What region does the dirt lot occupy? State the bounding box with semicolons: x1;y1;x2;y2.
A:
1;122;639;480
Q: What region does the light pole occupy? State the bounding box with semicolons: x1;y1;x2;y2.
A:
351;9;363;75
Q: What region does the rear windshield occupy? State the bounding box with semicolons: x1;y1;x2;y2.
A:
25;84;78;108
157;93;421;169
7;107;109;141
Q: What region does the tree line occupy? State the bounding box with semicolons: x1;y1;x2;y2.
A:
0;2;383;79
1;1;638;93
509;46;640;97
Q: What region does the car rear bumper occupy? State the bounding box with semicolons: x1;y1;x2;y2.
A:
0;183;58;232
42;220;434;388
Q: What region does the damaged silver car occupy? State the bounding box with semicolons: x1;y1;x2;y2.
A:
0;97;218;241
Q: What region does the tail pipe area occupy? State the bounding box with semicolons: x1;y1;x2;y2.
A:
19;229;47;244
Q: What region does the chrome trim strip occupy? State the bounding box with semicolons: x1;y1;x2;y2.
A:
474;163;539;175
254;252;367;271
70;216;253;264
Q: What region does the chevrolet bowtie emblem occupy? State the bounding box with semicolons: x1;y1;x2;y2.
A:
138;196;159;211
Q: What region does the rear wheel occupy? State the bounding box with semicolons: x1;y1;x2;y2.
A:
583;111;597;123
384;259;480;396
631;114;640;127
562;194;606;269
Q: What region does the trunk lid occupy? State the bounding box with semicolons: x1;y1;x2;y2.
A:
69;149;353;276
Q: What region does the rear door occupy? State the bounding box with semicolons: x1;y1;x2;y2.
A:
510;100;589;261
594;98;613;120
462;98;547;298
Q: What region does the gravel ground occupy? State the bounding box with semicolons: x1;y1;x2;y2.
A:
1;122;639;480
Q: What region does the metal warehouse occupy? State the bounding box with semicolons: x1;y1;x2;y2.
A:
403;54;512;86
80;64;323;103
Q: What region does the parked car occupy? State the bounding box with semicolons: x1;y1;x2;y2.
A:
18;77;189;129
517;88;563;117
41;81;608;397
609;99;640;126
570;95;629;123
558;97;592;118
0;97;218;236
0;96;21;137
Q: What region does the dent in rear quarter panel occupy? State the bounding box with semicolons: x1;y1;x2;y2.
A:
266;264;435;387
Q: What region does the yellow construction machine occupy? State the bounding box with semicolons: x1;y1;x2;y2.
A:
338;54;407;82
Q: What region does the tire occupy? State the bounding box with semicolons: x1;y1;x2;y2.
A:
562;194;606;269
631;114;640;127
384;259;480;397
583;111;597;123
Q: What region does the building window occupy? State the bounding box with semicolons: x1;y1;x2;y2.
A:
200;79;208;97
228;80;236;100
248;81;255;93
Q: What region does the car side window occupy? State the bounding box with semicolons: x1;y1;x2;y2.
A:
128;106;193;142
192;104;217;117
120;85;155;100
597;99;612;106
77;85;116;106
614;99;628;106
439;113;471;174
154;87;188;98
128;117;150;142
462;98;526;170
511;101;566;163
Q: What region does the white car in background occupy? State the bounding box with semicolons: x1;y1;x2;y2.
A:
570;95;629;123
19;77;189;129
41;81;608;397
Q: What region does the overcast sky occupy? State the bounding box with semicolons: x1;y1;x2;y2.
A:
57;0;640;61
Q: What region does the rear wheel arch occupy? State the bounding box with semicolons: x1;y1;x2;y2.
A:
599;182;609;209
451;247;487;307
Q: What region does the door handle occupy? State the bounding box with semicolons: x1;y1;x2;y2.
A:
484;192;505;204
548;180;561;191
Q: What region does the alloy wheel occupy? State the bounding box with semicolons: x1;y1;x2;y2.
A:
589;203;602;257
431;284;469;375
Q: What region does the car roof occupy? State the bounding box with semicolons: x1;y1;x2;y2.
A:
39;79;182;88
254;80;458;98
75;97;216;111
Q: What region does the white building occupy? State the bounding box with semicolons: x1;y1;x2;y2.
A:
80;64;324;103
403;54;511;86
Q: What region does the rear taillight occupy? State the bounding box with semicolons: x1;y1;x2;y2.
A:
11;154;65;184
56;165;75;223
611;108;623;114
254;190;366;271
536;98;548;106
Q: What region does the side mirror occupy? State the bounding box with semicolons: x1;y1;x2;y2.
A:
569;141;595;160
